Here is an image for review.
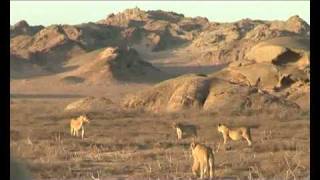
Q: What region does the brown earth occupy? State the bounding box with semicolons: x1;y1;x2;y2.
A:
10;7;309;180
11;98;309;180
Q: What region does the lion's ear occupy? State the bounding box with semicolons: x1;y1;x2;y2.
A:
172;122;177;127
191;138;196;149
218;123;221;127
191;142;196;149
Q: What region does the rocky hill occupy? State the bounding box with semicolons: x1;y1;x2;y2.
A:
10;20;44;38
122;73;301;113
11;8;309;112
60;46;168;84
123;34;309;113
187;15;309;65
11;8;309;71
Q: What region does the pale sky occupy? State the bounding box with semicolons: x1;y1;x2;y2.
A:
10;1;310;26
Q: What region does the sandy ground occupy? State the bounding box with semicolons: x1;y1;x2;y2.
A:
10;97;309;180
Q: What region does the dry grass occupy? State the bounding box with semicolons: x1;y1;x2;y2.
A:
10;98;309;180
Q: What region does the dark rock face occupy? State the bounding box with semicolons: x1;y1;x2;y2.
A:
10;20;44;37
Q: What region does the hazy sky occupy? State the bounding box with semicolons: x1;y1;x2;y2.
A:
10;1;310;26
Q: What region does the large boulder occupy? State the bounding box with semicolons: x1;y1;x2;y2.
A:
223;62;280;91
123;74;209;112
217;36;310;92
203;78;299;112
246;36;309;65
246;44;288;64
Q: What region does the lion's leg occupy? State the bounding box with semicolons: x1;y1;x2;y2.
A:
177;129;182;140
200;162;204;179
245;136;252;146
223;133;231;150
223;133;228;145
72;128;76;136
243;133;252;146
81;126;85;140
203;163;208;178
70;127;73;136
176;129;179;139
76;130;79;137
209;163;213;179
209;156;214;179
192;161;200;177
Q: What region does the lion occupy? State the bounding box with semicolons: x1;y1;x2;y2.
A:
217;123;252;147
70;115;90;140
172;122;197;140
190;141;214;179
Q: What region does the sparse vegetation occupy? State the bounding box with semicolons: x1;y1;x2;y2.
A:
11;98;309;179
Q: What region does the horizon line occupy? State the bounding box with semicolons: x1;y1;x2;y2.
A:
10;1;310;26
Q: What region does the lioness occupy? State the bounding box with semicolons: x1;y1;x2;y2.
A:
190;141;214;179
217;123;252;146
172;122;197;140
70;115;90;139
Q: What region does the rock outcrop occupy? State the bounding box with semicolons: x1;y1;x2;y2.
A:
123;73;300;113
187;15;309;65
98;7;208;51
10;20;44;38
